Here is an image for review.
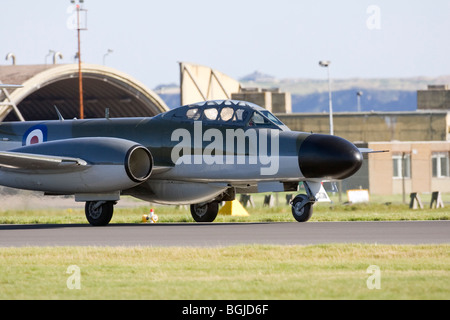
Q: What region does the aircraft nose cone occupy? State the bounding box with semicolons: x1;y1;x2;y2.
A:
298;134;363;180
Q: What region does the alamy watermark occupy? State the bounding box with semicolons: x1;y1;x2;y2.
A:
366;265;381;290
366;5;381;30
66;265;81;290
170;121;280;176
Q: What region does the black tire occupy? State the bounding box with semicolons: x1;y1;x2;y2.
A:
85;201;114;226
190;202;219;222
291;194;313;222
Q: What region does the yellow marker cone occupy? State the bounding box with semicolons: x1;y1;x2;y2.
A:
218;200;250;216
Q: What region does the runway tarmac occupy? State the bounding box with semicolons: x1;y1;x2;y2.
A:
0;221;449;247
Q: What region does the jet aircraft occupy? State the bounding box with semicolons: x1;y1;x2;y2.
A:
0;89;365;226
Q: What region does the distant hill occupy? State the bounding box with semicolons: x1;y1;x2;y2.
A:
155;74;450;112
239;71;277;83
240;74;450;95
290;89;417;113
153;83;180;109
241;74;450;113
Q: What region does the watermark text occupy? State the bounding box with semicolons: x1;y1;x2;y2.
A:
171;122;280;176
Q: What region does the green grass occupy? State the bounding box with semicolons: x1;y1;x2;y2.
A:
0;192;448;225
0;245;448;300
1;193;448;300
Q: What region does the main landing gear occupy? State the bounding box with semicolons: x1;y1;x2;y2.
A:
190;201;219;222
85;201;115;226
190;188;234;222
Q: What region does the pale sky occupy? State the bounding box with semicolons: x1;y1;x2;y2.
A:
2;0;450;88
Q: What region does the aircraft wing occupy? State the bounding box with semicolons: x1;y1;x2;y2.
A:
0;151;87;170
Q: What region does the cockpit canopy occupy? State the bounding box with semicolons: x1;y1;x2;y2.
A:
163;100;289;131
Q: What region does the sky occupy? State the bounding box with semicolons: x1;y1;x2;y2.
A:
2;0;450;89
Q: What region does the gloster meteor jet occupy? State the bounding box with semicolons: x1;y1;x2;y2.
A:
0;91;364;225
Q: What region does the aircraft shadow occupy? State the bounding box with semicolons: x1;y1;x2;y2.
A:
0;222;273;231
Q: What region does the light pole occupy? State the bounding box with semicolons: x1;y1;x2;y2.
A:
45;50;55;64
45;50;63;65
319;60;334;135
5;52;16;65
70;0;87;119
103;49;113;65
356;91;363;112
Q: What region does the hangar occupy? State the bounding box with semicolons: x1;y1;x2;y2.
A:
0;63;169;121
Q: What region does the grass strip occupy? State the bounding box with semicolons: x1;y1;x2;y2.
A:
0;244;448;300
0;202;448;225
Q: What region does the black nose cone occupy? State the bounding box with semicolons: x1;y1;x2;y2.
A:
298;134;363;180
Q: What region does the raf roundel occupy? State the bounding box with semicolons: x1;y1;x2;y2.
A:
22;125;48;146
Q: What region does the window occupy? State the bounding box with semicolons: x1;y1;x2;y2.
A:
250;112;266;125
432;152;450;178
203;108;218;121
259;110;285;126
186;108;201;120
234;109;248;122
392;153;411;178
247;111;279;129
220;107;234;121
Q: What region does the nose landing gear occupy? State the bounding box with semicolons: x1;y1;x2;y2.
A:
290;181;321;223
291;194;314;222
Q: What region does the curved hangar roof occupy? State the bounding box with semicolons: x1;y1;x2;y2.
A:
0;64;169;121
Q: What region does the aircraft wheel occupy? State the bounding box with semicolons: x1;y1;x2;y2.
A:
291;194;313;222
85;201;114;226
190;202;219;222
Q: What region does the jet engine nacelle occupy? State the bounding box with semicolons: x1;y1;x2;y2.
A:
0;137;153;194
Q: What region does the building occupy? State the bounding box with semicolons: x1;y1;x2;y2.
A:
231;88;291;114
368;141;450;195
417;85;450;110
277;110;450;195
0;64;169;121
179;62;292;113
276;111;450;142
